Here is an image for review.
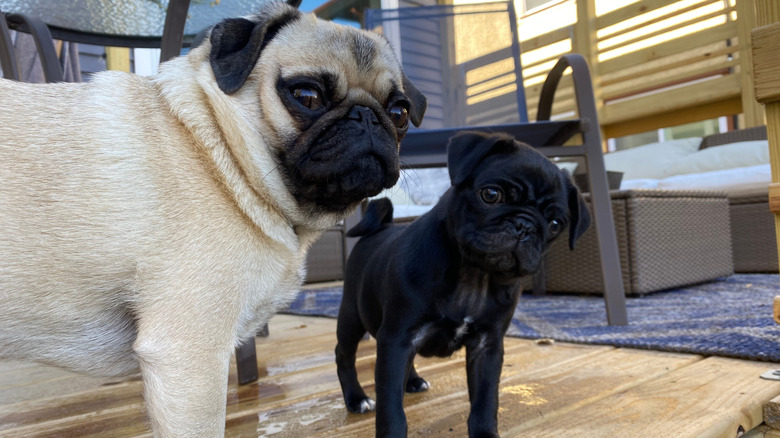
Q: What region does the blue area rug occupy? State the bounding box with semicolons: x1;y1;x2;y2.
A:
282;274;780;362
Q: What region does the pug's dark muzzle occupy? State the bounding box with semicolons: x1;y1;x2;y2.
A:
459;216;546;277
287;105;401;211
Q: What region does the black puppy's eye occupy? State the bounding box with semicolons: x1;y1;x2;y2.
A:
388;104;409;129
291;87;323;110
479;187;503;204
549;219;563;235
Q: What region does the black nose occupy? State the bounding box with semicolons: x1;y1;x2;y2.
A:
513;217;534;241
348;105;379;125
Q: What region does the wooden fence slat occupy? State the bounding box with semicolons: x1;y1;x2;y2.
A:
601;74;741;125
736;0;764;127
599;0;729;41
519;26;571;52
601;43;736;86
510;0;753;138
752;23;780;104
596;0;706;30
602;58;737;101
599;21;737;75
599;4;734;55
603;97;741;139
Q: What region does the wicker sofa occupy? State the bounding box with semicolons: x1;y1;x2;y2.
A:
603;126;775;274
304;127;776;286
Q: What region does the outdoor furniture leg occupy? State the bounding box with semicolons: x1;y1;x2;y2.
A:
235;338;259;385
158;0;191;63
538;55;628;325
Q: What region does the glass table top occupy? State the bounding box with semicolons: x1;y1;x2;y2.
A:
0;0;275;47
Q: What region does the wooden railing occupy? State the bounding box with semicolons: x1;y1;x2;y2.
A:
514;0;763;141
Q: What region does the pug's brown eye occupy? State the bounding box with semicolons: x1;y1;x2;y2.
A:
480;187;503;204
389;104;409;129
291;87;322;110
549;219;563;235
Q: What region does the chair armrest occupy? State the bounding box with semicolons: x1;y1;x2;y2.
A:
0;11;20;80
536;54;597;130
5;13;62;82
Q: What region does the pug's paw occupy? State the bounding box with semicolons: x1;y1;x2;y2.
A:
406;377;430;393
347;397;376;414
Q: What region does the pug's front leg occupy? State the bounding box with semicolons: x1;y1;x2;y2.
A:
374;329;415;438
465;332;505;438
133;313;234;437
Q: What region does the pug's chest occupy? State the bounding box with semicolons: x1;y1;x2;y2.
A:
412;281;494;358
412;315;476;358
235;242;308;340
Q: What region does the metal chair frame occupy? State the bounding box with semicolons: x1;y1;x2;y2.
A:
357;2;629;326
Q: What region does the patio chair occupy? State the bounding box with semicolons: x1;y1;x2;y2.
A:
360;1;628;325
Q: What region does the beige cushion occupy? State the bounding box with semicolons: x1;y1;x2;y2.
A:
657;164;770;198
603;137;702;180
665;140;769;176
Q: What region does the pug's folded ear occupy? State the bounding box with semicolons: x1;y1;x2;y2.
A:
447;131;519;186
402;74;427;128
564;173;591;250
209;4;302;94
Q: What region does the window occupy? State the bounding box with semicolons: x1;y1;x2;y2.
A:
609;118;726;152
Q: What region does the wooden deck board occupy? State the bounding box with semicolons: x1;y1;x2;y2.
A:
1;314;779;437
325;348;699;438
514;356;780;438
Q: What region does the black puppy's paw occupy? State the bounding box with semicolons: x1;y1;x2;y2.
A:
346;397;376;414
406;377;430;393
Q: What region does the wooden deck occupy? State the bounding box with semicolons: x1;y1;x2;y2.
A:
2;313;780;437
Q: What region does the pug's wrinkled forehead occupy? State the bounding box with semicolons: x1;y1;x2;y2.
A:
264;15;405;110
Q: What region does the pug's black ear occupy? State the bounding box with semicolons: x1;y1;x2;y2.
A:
447;132;518;186
565;174;591;250
209;5;301;94
402;74;427;127
346;198;394;237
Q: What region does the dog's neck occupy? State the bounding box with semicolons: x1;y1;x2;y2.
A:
152;53;302;251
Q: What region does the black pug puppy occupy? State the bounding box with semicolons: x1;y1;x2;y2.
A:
335;131;591;438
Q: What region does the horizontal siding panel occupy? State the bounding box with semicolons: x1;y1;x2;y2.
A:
402;66;445;83
77;43;106;81
465;94;521;126
400;19;440;33
398;41;444;59
400;25;440;41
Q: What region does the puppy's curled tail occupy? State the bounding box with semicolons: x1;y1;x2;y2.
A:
346;198;394;237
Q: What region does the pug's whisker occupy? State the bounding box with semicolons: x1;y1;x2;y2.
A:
396;178;414;201
399;165;425;194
